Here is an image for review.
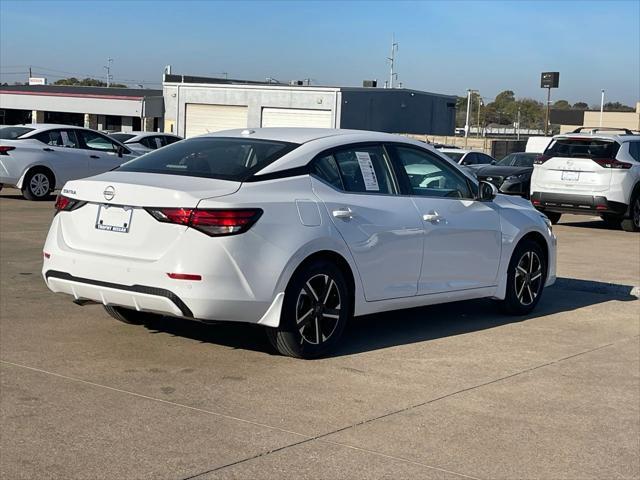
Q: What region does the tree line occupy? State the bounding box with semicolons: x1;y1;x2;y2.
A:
456;90;635;129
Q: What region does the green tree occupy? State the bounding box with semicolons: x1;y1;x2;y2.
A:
603;102;634;112
53;77;127;88
553;100;571;110
572;102;589;110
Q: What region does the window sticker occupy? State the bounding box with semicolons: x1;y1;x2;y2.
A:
355;151;379;191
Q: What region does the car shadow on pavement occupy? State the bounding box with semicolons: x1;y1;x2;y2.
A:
0;193;55;201
141;280;637;358
559;219;621;231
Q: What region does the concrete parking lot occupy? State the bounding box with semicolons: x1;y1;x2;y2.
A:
1;188;638;480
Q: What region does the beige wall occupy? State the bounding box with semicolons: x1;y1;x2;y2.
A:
561;107;640;134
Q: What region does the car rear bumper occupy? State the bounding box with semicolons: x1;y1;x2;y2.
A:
530;192;628;216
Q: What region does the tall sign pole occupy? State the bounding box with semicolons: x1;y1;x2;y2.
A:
541;72;559;136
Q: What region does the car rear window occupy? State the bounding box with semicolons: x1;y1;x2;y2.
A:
117;137;298;181
0;126;35;140
545;138;620;159
110;133;136;143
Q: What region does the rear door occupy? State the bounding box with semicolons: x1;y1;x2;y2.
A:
310;144;424;301
30;129;88;185
390;145;501;294
534;137;618;193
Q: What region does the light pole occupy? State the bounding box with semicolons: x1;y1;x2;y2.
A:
103;58;113;87
477;97;483;137
517;107;521;140
600;89;605;127
464;89;477;147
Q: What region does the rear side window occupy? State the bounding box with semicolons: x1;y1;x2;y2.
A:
312;155;344;190
442;151;465;163
628;141;640;162
545;138;620;159
110;133;135;143
118;137;297;181
0;126;34;139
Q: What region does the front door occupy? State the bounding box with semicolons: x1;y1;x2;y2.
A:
77;130;131;176
310;144;424;301
391;145;502;294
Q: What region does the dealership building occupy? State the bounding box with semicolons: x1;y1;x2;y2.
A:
0;74;457;136
0;85;164;131
162;74;457;137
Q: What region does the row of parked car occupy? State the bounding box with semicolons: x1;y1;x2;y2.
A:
0;124;181;200
430;129;640;232
1;123;639;232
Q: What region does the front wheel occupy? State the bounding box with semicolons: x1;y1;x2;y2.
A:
266;260;351;359
499;239;547;315
103;305;160;325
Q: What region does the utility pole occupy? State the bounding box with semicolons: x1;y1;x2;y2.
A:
103;58;113;87
388;34;398;89
517;107;521;140
464;89;472;147
600;89;605;127
477;96;483;137
544;86;551;135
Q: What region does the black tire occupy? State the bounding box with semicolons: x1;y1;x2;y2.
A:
621;194;640;232
103;305;160;325
266;260;351;359
544;211;562;225
21;168;54;201
600;214;623;229
499;239;547;315
0;183;3;192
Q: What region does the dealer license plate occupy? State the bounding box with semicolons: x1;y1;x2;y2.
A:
95;205;133;233
561;171;580;181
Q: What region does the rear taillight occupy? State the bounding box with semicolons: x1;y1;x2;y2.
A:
54;194;86;213
0;146;16;155
533;154;550;165
591;158;632;169
145;208;263;236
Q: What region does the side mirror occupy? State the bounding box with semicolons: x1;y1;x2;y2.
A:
116;145;124;158
478;181;498;201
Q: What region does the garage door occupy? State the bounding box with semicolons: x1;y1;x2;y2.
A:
184;104;248;138
261;108;333;128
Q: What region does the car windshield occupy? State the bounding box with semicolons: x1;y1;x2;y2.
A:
117;137;298;181
0;126;35;140
442;151;465;162
496;153;538;167
545;138;620;159
110;133;136;143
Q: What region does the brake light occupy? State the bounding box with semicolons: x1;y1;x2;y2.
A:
146;208;263;236
54;194;86;213
591;158;632;169
0;146;16;155
534;154;550;165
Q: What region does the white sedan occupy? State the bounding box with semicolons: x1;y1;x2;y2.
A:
42;128;557;358
438;148;496;166
109;131;182;154
0;124;138;200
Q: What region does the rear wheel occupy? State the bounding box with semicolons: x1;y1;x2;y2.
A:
22;169;53;200
103;305;160;325
499;239;547;315
544;211;562;225
621;194;640;232
266;260;350;359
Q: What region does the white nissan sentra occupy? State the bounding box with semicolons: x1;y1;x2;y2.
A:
43;128;557;358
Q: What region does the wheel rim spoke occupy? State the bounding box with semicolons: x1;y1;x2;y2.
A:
296;273;341;346
515;250;542;306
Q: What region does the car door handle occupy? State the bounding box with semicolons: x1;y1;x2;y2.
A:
423;212;444;224
90;155;100;159
43;148;54;152
332;207;353;219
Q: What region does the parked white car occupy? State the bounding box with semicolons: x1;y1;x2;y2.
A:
530;128;640;231
0;124;138;200
43;128;557;358
438;148;496;166
109;131;182;154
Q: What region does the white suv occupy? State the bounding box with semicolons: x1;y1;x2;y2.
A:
530;128;640;232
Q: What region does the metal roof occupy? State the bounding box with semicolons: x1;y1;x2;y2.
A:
0;85;163;99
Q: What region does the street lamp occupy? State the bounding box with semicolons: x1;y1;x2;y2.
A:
464;89;478;147
477;97;483;137
600;89;605;127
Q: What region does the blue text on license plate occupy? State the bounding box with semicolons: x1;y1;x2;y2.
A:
95;205;133;233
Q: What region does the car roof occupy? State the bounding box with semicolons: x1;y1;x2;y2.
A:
200;128;407;144
554;132;639;142
439;148;476;154
112;131;180;137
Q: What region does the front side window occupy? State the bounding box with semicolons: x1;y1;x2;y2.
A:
118;137;297;181
330;145;397;195
395;146;472;199
33;129;79;148
476;154;494;165
80;130;120;152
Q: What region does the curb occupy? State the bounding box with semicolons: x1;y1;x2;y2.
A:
552;277;640;299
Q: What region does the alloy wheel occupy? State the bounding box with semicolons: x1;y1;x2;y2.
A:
295;273;341;345
633;197;640;228
514;251;543;306
30;173;50;198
